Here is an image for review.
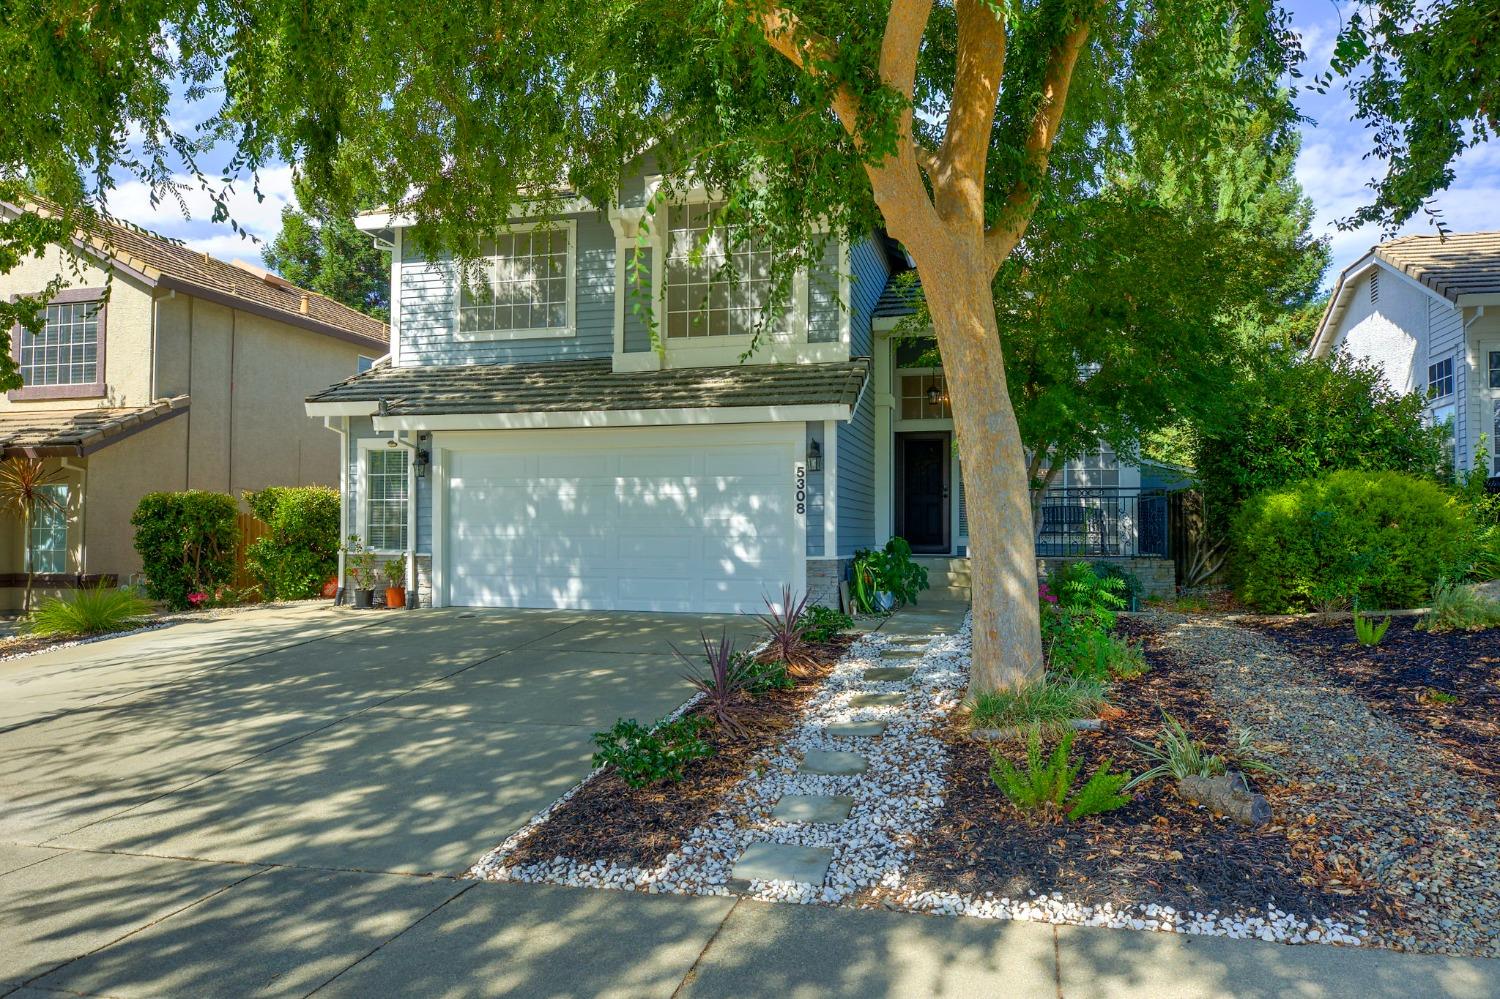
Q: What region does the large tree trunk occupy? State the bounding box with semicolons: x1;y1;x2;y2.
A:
916;251;1044;692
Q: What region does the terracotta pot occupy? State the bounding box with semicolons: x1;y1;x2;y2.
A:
385;586;406;609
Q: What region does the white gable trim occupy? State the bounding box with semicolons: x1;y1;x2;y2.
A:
1312;253;1462;358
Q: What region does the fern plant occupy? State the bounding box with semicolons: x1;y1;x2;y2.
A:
1351;609;1391;646
989;729;1131;821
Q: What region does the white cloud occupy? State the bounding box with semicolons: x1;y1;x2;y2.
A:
102;165;296;268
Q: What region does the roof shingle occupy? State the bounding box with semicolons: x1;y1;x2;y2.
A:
0;396;189;457
307;358;868;415
1375;231;1500;302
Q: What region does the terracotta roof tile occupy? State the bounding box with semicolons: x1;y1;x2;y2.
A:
0;396;190;456
1375;232;1500;302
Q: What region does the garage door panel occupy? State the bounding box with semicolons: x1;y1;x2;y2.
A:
445;432;797;613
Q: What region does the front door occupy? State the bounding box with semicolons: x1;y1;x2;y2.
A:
900;434;950;553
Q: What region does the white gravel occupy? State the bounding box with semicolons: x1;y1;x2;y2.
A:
468;615;1366;947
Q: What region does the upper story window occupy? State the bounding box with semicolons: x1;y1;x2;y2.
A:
664;203;775;339
12;291;107;400
1428;357;1454;399
362;444;409;552
1489;350;1499;389
357;355;377;373
458;223;575;340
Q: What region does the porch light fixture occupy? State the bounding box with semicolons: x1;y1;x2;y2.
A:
927;385;943;406
806;439;823;472
413;448;431;478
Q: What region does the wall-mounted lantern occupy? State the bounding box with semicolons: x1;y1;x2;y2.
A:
807;438;823;472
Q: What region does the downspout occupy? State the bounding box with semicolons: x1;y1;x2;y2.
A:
59;458;86;584
324;416;349;604
387;431;420;608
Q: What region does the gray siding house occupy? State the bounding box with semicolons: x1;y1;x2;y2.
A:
308;166;1173;611
1311;231;1500;480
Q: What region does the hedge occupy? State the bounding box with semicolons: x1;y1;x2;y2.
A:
131;491;239;610
244;486;341;600
1231;470;1473;613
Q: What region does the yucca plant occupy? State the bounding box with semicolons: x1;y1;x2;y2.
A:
1125;712;1280;791
674;630;756;737
0;457;66;613
27;584;153;638
758;585;815;673
1351;609;1391;647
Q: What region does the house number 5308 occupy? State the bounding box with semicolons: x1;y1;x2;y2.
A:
794;462;806;516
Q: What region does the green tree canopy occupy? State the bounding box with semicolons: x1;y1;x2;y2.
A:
264;186;390;320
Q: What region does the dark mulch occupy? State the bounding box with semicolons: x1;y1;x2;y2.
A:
902;618;1379;920
503;638;853;870
1247;617;1499;783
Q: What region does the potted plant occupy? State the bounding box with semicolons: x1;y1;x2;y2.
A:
384;554;407;609
342;535;378;608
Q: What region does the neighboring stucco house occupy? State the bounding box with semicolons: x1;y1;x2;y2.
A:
308;161;1177;611
1311;231;1500;480
0;203;389;608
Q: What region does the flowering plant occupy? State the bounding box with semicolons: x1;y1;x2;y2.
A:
1038;582;1059;605
186;591;208;608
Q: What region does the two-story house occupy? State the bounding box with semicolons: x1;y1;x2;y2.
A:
0;202;389;608
1311;231;1500;481
309;161;1179;611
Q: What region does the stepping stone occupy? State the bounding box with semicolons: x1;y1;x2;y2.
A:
771;793;855;824
730;842;835;889
798;749;868;775
850;692;906;708
864;666;916;682
825;720;888;737
880;649;924;661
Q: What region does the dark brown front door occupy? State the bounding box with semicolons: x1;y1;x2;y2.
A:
899;434;950;553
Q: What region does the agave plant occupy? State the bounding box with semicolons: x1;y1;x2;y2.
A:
758;585;815;673
673;630;755;737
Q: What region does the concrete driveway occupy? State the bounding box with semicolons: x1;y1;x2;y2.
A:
2;604;1494;998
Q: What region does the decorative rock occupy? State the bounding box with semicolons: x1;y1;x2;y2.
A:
824;720;888;737
864;666;916;682
772;794;856;824
798;749;869;775
850;692;906;708
730;842;835;889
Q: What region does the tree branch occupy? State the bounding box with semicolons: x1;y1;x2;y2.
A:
753;4;863;136
915;142;942;180
935;0;1006;228
983;9;1096;274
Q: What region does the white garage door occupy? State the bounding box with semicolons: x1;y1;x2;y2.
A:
441;427;801;613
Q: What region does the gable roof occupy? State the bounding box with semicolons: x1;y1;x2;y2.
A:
306;357;868;418
1310;231;1500;357
6;200;389;351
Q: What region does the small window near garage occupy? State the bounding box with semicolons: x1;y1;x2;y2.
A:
27;483;67;573
458;225;574;338
899;372;951;420
1428;357;1454;399
364;447;409;552
1490;350;1500;389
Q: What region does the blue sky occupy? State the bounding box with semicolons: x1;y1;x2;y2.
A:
108;3;1500;288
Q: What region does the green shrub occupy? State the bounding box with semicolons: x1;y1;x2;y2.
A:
27;584;154;637
850;537;930;612
1419;579;1500;632
1195;350;1448;536
1046;561;1127;629
969;675;1106;731
739;654;795;694
1231;470;1473;613
802;604;854;642
243;486;341;600
989;729;1131;821
591;715;716;788
131;491;238;610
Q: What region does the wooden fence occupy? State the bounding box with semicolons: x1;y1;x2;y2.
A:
232;512;271;590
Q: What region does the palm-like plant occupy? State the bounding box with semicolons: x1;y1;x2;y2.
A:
674;630;755;738
0;458;66;613
759;585;815;673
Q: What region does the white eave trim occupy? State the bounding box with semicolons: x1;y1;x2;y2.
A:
371;403;853;431
306;401;382;417
1456;293;1500;307
355;197;596;232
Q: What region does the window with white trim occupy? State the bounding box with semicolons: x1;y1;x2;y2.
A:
28;483;67;573
363;446;409;552
1428;357;1454;398
899;371;951;420
1489;350;1499;389
21;302;99;387
664;202;775;339
458;225;573;338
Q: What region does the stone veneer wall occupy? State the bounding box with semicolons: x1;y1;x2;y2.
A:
1036;556;1176;599
806;557;849;609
